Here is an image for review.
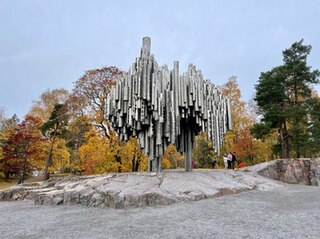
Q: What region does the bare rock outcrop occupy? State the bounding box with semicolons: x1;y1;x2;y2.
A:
0;170;282;209
248;158;320;186
2;158;318;209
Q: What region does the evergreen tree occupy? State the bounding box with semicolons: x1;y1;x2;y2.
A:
253;40;319;158
308;96;320;156
40;104;68;180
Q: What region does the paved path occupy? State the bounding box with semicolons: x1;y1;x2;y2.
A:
1;184;320;239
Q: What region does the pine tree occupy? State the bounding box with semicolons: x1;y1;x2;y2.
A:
253;40;320;158
40;104;68;180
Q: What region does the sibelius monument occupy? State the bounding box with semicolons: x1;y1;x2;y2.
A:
106;37;232;172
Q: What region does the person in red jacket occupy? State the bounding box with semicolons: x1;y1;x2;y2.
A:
238;161;245;168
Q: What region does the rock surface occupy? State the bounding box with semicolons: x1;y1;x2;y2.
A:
2;185;320;239
0;170;282;208
2;158;318;209
248;158;320;185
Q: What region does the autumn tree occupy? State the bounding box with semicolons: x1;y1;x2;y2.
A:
161;144;183;169
79;131;148;175
253;40;320;158
79;130;119;174
28;89;71;178
67;67;125;175
0;115;19;180
30;88;70;122
2;115;44;184
119;137;148;172
72;66;124;138
40;104;68;180
192;132;215;168
64;115;92;175
220;77;255;163
0;107;5;129
220;76;251;142
50;137;70;173
220;76;252;155
0;108;6;176
220;76;276;165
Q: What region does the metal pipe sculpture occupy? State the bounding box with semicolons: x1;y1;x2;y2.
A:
106;37;232;172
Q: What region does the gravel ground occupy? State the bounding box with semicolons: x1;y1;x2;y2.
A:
1;184;320;239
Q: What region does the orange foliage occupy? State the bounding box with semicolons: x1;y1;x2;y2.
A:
221;76;273;165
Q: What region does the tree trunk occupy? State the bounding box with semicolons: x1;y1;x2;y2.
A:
279;122;289;158
18;157;28;184
296;141;301;158
134;160;140;172
134;150;141;172
44;138;55;180
115;152;122;173
97;121;110;140
132;150;136;172
5;170;9;182
18;168;24;184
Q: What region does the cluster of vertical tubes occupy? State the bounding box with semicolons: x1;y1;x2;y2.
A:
106;37;232;171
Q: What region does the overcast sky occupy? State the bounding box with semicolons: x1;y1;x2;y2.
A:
1;0;319;119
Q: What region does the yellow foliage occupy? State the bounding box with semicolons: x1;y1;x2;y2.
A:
79;132;148;175
220;76;274;164
162;157;172;170
0;147;3;162
220;76;252;137
51;138;70;172
79;133;118;174
192;132;215;168
28;138;47;170
222;131;236;155
162;144;183;169
119;137;148;172
29;88;70;122
39;138;71;174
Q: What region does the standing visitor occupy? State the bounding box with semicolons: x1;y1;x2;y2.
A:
211;157;216;169
223;154;228;169
227;152;233;169
232;152;237;170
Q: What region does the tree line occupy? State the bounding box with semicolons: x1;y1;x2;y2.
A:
0;39;319;182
